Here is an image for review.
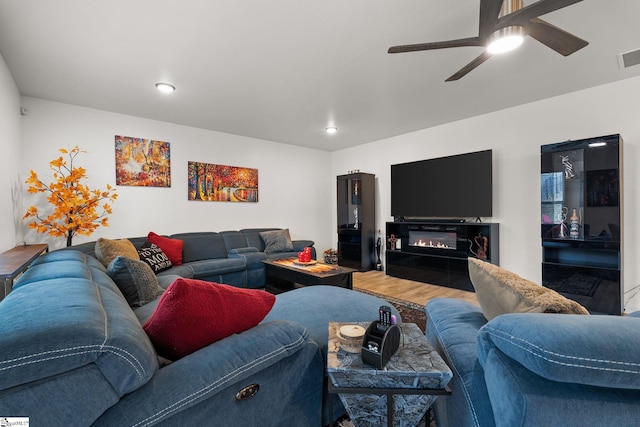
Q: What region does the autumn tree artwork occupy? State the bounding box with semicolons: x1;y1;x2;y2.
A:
115;135;171;187
24;146;118;247
188;161;258;202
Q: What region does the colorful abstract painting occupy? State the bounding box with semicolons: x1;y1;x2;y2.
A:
115;135;171;187
188;161;258;202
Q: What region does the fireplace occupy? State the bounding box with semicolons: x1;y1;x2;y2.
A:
408;230;457;250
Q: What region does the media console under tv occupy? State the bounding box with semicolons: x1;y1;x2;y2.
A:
385;221;499;292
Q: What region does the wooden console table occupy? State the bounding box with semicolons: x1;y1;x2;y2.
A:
0;244;48;301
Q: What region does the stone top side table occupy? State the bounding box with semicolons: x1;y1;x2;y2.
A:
327;322;452;427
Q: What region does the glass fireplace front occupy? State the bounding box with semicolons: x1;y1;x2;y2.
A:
408;230;457;250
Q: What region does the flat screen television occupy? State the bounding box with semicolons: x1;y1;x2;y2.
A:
391;149;493;219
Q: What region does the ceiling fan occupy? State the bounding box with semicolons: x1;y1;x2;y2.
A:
388;0;588;81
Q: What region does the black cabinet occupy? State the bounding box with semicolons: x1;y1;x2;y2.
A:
385;221;499;292
337;173;375;271
541;134;623;315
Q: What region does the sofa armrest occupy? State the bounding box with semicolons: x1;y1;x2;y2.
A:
478;313;640;389
229;247;259;255
228;247;267;288
426;298;496;427
94;320;323;426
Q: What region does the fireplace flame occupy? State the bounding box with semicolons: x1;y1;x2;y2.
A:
412;239;452;249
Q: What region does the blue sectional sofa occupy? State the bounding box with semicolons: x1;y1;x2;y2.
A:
65;228;316;289
426;298;640;427
0;244;399;425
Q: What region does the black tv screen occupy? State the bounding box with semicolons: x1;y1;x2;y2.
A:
391;150;493;219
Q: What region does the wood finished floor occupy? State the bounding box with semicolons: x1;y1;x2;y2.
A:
353;270;478;308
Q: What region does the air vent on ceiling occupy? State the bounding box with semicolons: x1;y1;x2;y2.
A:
618;48;640;69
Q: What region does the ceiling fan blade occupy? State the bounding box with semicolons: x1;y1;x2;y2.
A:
479;0;504;39
445;51;492;81
499;0;583;29
388;37;482;54
525;18;588;56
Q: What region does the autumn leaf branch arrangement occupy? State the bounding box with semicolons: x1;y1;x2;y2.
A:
24;146;118;247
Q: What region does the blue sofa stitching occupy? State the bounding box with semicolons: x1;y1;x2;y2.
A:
429;319;482;427
483;327;640;374
90;267;148;377
132;334;307;427
0;345;148;378
1;264;149;379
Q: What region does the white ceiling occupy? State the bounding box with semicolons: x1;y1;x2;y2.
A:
1;0;639;151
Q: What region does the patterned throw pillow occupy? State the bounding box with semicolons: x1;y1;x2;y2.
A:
138;242;172;273
107;256;162;307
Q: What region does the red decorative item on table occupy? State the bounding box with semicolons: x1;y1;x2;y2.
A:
303;247;312;262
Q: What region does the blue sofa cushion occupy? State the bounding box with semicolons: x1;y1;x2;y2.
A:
107;255;162;307
0;276;157;395
187;258;245;277
93;320;319;426
265;286;400;360
157;264;195;278
220;230;250;250
482;345;640;427
13;250;95;289
241;228;278;251
171;232;228;262
426;298;496;427
478;313;640;389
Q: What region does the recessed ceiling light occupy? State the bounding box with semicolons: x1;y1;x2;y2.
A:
325;127;338;135
155;83;176;93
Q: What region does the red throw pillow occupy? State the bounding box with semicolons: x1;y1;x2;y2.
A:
147;232;184;265
143;278;276;360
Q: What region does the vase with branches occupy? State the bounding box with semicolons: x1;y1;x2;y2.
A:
24;146;118;247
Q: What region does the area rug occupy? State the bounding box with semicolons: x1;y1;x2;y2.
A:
354;288;427;333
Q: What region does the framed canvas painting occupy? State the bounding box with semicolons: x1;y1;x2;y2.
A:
115;135;171;187
188;161;258;202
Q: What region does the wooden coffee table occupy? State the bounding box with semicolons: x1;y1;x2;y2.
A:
262;258;356;294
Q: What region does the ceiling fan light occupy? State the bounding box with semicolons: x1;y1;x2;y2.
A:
487;26;524;54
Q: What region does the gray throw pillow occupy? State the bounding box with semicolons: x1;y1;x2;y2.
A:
107;256;162;307
259;229;294;253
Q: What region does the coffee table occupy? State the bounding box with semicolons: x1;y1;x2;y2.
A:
262;258;356;294
327;322;452;427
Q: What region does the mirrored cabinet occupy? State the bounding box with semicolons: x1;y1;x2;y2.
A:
541;134;622;315
337;172;375;271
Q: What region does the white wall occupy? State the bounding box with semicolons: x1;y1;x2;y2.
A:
11;70;640;312
332;75;640;312
0;53;21;252
19;97;334;255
